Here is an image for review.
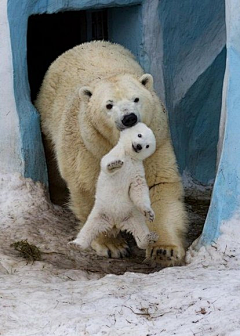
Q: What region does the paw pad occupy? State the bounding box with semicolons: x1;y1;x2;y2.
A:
144;209;155;222
107;160;124;171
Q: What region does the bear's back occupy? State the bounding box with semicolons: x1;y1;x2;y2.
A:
52;41;143;86
38;41;143;104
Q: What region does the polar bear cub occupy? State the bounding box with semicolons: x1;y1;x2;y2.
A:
71;123;158;250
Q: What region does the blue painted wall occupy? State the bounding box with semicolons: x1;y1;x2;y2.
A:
7;1;48;184
108;5;143;66
197;0;240;245
159;0;226;185
173;49;226;184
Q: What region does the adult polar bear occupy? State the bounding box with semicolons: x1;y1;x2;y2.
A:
35;41;188;266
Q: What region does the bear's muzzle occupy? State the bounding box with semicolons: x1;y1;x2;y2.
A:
122;113;138;127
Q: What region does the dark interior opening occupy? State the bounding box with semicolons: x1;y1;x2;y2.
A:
27;9;109;205
27;10;108;101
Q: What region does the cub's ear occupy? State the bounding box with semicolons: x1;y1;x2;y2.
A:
139;74;153;91
79;86;93;102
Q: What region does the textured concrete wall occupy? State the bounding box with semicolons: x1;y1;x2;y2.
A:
197;0;240;246
108;5;143;62
108;0;165;101
159;0;226;185
0;0;23;175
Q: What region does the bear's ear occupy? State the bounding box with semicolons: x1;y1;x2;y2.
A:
79;86;93;102
139;74;153;91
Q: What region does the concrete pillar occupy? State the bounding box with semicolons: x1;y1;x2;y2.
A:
197;0;240;246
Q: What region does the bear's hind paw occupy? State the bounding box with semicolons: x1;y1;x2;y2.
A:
91;234;130;259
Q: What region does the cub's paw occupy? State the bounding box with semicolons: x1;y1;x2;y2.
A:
146;232;159;245
107;160;124;172
143;208;155;222
137;232;159;249
68;238;90;251
91;233;130;259
145;244;186;267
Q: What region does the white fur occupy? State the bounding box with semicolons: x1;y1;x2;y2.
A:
71;123;158;250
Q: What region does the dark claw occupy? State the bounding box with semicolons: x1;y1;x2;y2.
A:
107;250;112;258
163;250;167;255
150;248;154;257
125;247;131;257
171;249;174;257
157;249;162;256
119;252;123;259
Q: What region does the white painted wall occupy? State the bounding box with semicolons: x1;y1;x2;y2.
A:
0;0;23;174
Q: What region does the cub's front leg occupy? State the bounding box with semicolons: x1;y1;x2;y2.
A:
129;176;155;222
107;159;124;173
101;155;124;174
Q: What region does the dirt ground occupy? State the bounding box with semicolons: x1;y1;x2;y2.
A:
48;188;212;276
3;173;212;276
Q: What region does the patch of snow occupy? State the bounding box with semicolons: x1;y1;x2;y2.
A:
187;212;240;269
1;173;240;336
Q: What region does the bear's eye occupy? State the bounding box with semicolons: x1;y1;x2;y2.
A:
134;98;139;103
138;134;142;138
146;145;149;148
106;103;113;110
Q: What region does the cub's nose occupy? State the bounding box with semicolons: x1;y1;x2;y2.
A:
122;113;138;127
136;144;142;151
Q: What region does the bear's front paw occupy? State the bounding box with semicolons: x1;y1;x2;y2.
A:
91;233;130;259
145;244;186;267
107;160;124;172
143;208;155;222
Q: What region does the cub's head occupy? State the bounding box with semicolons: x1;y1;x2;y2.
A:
79;73;155;137
120;122;156;160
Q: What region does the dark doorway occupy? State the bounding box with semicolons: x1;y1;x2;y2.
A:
27;10;108;101
27;9;108;205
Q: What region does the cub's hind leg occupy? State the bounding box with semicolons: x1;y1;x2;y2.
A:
117;210;158;249
70;210;112;250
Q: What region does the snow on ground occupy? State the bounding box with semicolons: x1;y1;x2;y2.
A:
1;173;240;336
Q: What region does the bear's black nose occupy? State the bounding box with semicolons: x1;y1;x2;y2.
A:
122;113;138;127
136;144;142;151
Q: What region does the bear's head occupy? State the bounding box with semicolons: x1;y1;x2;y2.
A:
79;73;156;138
120;122;156;161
